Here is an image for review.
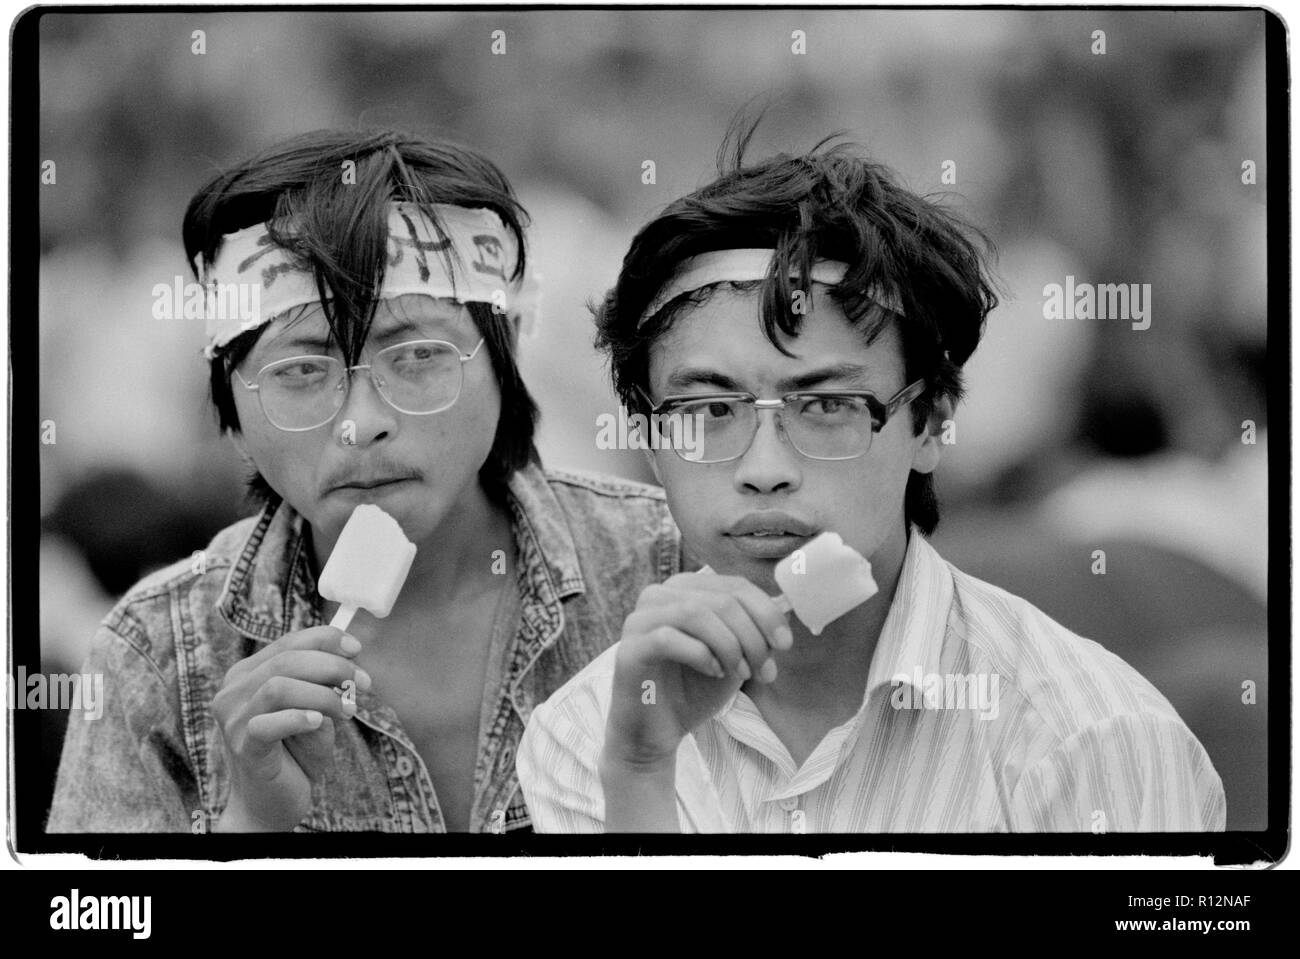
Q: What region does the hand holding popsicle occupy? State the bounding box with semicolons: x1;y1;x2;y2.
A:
601;532;878;829
604;565;792;765
211;624;370;831
212;503;414;832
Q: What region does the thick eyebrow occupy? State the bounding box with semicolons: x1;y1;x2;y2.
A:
663;368;744;393
776;363;877;391
663;362;880;394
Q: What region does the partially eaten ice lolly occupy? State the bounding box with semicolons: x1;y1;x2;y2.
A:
319;504;418;631
772;531;878;635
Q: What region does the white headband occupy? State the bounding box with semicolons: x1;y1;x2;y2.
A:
199;202;539;358
638;248;904;329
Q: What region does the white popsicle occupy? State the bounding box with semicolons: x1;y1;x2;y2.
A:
772;532;878;635
319;504;417;631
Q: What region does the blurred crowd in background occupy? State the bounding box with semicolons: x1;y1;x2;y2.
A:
35;9;1269;829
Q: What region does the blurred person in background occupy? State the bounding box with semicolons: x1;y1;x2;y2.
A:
47;129;685;833
518;123;1227;833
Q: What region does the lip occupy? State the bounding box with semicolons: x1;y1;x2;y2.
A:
725;512;818;538
726;532;815;559
333;476;417;492
723;512;819;560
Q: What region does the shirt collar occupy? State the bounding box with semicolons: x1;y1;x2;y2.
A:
862;524;953;701
216;460;588;645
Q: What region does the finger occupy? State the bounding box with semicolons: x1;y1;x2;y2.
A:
225;626;362;683
637;585;768;680
637;600;750;680
641;625;729;680
243;650;371;697
695;592;773;681
684;573;794;652
244;708;327;749
247;675;358;723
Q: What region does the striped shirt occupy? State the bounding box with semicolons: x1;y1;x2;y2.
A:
517;526;1226;832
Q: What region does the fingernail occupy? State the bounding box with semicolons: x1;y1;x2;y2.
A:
711;658;726;679
738;660;752;681
340;634;362;655
775;626;794;650
304;709;323;727
760;659;778;683
354;667;373;692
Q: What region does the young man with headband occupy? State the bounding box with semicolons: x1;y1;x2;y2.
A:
48;130;682;833
517;129;1226;833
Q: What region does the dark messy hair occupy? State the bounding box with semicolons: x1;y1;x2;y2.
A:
592;118;998;534
184;128;540;507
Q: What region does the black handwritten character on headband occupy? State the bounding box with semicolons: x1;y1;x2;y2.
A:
237;234;299;289
389;210;453;283
470;234;510;283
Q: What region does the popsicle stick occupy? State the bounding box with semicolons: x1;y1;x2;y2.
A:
329;605;358;632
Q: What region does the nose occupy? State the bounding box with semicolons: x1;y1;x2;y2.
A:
731;407;802;495
335;364;398;446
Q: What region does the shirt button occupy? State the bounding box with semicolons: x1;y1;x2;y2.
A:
778;797;798;812
395;754;415;778
790;810;807;834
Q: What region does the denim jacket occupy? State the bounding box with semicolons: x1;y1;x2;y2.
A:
47;463;683;833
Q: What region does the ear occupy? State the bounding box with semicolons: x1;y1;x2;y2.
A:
910;394;955;476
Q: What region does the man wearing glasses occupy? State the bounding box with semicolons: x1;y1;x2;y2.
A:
517;128;1225;833
47;130;683;833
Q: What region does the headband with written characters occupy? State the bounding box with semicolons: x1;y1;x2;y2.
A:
637;248;906;330
199;201;540;358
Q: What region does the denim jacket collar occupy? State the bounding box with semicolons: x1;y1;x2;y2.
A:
215;494;315;643
498;463;589;722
